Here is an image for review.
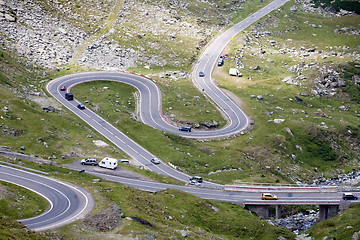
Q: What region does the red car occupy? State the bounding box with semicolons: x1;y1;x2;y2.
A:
60;86;66;91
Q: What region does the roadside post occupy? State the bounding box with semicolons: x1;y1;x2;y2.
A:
79;169;85;179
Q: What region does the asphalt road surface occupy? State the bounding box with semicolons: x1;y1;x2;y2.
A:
0;165;94;231
68;168;347;206
45;0;294;140
46;0;292;186
5;0;353;232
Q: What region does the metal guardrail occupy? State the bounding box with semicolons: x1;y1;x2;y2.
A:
233;181;308;187
337;187;360;192
0;150;35;158
243;200;341;205
224;184;339;193
0;160;49;175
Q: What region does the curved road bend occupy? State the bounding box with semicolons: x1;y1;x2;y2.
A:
194;0;290;137
0;165;94;231
0;0;348;232
47;0;290;186
46;72;221;188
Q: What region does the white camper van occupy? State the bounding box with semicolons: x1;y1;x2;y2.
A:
229;68;242;77
98;157;118;169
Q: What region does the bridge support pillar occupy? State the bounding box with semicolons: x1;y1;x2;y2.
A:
245;205;269;219
275;205;282;219
319;205;339;221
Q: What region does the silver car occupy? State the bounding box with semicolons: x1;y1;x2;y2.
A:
151;158;161;164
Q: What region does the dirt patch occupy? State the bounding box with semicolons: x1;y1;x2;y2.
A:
28;95;63;109
84;208;120;231
0;183;16;200
93;140;109;147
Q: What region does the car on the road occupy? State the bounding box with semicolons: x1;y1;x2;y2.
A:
189;176;203;185
343;193;358;200
179;126;191;132
60;86;66;91
261;193;278;200
199;71;205;77
80;158;98;166
151;158;161;164
65;92;73;100
77;104;85;110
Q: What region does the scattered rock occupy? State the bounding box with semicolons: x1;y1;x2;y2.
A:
339;105;350;111
2;106;9;113
42;106;55;113
286;128;294;137
352;231;359;240
295;96;303;102
273;119;285;124
282;76;300;86
180;230;188;237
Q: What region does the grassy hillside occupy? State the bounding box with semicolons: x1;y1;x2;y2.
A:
0;159;295;239
70;0;360;184
211;0;360;183
306;204;360;239
1;0;358;185
0;0;359;238
0;181;48;240
0;48;128;163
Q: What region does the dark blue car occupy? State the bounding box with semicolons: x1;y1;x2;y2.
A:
179;126;191;132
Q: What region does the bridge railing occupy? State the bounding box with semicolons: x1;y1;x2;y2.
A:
224;184;338;192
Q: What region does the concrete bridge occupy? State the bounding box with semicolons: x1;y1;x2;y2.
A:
224;184;359;221
243;200;342;220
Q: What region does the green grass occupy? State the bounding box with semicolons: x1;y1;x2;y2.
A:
0;84;127;161
1;159;295;239
230;0;273;23
0;181;48;240
70;72;359;183
0;69;128;164
210;0;360;180
0;213;47;240
0;181;48;219
60;77;303;184
105;187;294;239
1;0;359;186
306;204;360;239
36;0;116;33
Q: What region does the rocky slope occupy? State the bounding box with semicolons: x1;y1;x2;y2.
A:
0;0;237;70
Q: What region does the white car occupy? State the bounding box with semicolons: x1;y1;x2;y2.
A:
151;158;161;164
189;176;203;184
81;158;98;166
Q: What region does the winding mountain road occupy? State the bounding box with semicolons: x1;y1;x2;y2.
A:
46;0;290;185
0;165;94;231
3;0;351;232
